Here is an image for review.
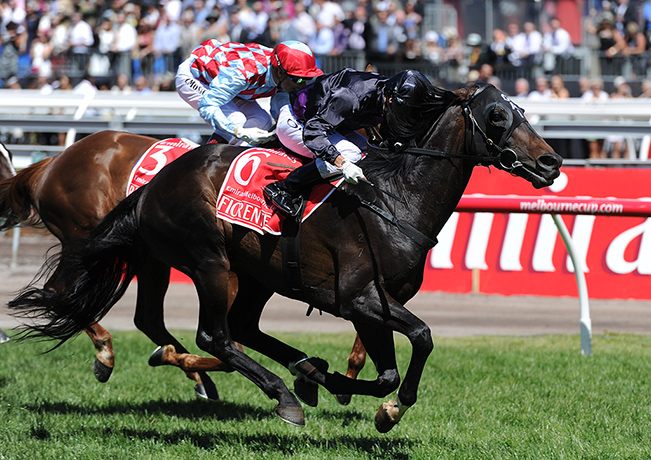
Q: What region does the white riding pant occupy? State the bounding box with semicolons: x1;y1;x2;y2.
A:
275;103;367;178
175;58;273;144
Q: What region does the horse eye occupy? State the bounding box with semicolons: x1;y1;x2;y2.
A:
489;108;506;124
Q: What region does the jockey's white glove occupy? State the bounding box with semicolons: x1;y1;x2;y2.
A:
234;127;276;145
341;159;365;184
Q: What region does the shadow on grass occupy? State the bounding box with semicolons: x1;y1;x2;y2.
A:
26;398;375;426
25;399;414;457
110;426;413;458
313;406;368;424
25;398;269;422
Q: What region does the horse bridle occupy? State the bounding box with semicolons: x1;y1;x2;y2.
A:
380;83;529;174
357;83;532;250
460;83;528;172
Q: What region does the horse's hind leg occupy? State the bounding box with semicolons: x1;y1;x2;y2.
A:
226;275;320;406
193;263;304;426
334;333;367;405
84;322;115;382
134;257;222;400
43;262;116;383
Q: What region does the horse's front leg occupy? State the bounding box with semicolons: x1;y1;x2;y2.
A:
357;291;433;433
295;284;433;433
149;343;237;373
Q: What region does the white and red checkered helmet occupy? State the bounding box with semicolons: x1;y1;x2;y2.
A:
271;41;323;78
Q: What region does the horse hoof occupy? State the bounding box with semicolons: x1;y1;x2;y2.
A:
275;405;305;427
148;345;173;367
195;376;220;401
294;376;318;407
334;394;352;406
374;400;401;433
92;358;113;383
194;383;219;401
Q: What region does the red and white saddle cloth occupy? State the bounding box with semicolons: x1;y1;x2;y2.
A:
127;142;340;235
126;138;198;196
216;148;342;235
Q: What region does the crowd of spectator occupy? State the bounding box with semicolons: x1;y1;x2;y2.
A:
0;0;434;91
1;0;651;92
502;73;651;160
2;0;651;159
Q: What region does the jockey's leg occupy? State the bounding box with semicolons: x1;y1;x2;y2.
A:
263;161;322;217
176;60;232;145
226;99;274;146
275;102;315;158
264;130;367;217
235;98;273;131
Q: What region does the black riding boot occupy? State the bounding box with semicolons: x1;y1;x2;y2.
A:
263;161;323;217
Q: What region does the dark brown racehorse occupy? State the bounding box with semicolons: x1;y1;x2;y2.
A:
8;83;562;431
0;131;228;399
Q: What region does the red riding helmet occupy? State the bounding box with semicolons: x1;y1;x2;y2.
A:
271;41;323;80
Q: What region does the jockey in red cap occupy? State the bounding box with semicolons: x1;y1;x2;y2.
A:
175;39;322;146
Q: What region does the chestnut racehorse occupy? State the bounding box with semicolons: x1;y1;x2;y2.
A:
0;131;227;399
9;83;562;431
0;142;16;181
0;141;16;343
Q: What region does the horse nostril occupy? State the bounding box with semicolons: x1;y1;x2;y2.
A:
537;153;563;169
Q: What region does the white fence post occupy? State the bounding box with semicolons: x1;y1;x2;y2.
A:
551;214;592;356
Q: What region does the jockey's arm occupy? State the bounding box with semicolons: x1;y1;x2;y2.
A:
301;87;354;164
198;67;248;137
303;112;365;183
271;91;360;177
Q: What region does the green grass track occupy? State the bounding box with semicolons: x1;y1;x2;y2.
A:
0;331;649;459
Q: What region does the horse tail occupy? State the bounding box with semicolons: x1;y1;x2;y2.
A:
0;158;53;231
8;187;147;347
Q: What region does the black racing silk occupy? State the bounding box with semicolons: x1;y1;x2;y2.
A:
290;68;389;164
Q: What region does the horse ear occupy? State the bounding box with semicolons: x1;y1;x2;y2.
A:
366;64;376;72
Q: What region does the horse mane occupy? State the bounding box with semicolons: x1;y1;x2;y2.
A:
386;81;460;142
363;84;477;182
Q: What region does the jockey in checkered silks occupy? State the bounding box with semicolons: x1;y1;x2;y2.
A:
175;39;322;146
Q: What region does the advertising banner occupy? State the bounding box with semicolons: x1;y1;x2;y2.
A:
422;167;651;300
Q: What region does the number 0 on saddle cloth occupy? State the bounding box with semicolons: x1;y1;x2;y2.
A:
216;148;342;235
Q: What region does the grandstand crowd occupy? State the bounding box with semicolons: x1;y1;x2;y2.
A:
0;1;650;92
2;0;651;159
